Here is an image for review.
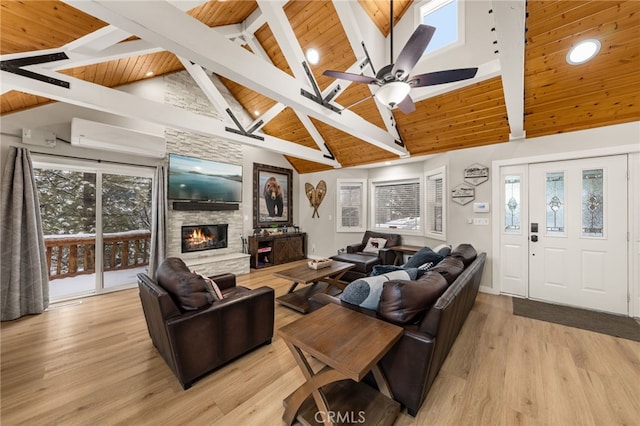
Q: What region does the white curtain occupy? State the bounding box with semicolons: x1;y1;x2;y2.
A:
1;147;49;321
148;165;167;279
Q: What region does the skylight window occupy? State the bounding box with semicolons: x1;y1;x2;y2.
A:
418;0;461;56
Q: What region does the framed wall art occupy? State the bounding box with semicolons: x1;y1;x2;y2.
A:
451;183;475;206
464;163;489;186
253;163;293;228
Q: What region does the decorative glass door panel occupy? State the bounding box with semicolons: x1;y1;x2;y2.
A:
545;172;565;235
582;169;604;237
529;156;627;315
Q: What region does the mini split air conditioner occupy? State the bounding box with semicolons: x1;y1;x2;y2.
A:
71;117;166;158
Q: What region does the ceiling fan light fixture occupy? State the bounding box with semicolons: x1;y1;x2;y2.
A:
375;81;411;107
566;39;601;65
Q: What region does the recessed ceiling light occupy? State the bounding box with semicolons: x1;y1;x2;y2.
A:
306;48;319;65
566;39;601;65
254;110;260;116
145;71;154;77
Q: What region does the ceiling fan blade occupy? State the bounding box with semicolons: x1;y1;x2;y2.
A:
396;95;416;114
391;24;436;80
409;68;478;87
322;70;379;85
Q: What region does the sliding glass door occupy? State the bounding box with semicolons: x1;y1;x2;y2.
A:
33;157;153;301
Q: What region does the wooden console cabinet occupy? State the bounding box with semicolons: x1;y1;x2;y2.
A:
248;233;307;269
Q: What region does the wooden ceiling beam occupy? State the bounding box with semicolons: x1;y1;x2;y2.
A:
1;69;339;167
63;0;407;158
490;0;526;140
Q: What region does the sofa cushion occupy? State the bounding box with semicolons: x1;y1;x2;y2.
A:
403;247;445;270
362;237;388;254
377;271;449;324
430;256;465;285
450;244;477;267
156;257;218;310
340;269;418;310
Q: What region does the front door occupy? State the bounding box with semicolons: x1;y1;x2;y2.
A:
528;155;628;314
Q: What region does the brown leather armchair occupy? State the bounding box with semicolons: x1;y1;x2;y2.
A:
137;258;274;389
331;231;401;282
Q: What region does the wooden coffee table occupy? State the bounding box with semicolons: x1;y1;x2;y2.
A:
273;261;355;313
278;303;402;426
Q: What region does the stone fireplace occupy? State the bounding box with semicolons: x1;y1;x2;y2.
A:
181;224;228;253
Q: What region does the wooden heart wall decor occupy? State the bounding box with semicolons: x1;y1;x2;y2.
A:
304;180;327;218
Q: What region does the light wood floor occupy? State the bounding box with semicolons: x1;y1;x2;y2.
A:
2;261;639;425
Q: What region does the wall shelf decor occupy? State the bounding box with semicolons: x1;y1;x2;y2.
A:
451;184;475;205
464;163;489;186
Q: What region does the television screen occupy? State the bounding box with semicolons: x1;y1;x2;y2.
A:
168;154;242;202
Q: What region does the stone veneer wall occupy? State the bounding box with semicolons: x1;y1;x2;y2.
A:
164;71;249;275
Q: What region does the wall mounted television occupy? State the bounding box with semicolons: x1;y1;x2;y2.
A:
168;153;242;203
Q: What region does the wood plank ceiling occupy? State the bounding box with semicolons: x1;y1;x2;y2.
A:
1;1;638;174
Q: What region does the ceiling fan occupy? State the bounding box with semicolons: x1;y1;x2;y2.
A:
322;1;478;114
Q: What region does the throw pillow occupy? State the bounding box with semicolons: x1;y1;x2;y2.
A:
362;237;387;254
377;271;449;324
403;247;444;269
340;269;411;310
433;243;452;257
155;258;218;310
196;273;224;301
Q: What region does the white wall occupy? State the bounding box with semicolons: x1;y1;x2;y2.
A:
299;122;640;293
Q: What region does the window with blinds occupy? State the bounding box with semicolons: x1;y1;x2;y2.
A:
336;179;367;233
426;166;447;240
372;178;421;231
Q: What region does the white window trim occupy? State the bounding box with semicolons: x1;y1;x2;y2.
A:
425;166;447;241
369;176;423;236
414;0;465;59
336;178;367;233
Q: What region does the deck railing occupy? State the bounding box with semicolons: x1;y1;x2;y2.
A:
44;230;151;280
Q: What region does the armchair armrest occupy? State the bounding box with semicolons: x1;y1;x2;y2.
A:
346;243;364;253
208;272;236;291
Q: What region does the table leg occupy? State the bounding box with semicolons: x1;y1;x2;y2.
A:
285;280;300;294
283;342;348;426
323;270;349;294
371;364;394;399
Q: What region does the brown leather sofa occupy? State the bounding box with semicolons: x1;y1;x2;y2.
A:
137;258;274;389
310;244;486;416
331;230;401;282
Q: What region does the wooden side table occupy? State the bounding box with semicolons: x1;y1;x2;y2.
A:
278;303;403;426
388;244;423;265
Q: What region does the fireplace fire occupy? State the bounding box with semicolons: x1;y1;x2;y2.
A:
181;224;228;253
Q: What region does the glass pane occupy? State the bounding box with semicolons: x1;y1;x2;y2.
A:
545;172;565;234
427;175;443;233
102;174;153;289
374;181;421;231
504;175;521;232
339;183;363;228
582;169;604;237
422;0;458;54
35;168;97;300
